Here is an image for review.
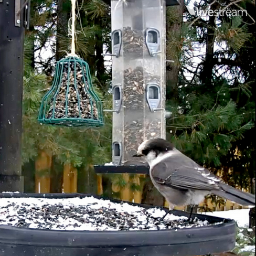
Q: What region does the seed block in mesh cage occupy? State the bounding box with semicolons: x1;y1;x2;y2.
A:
38;56;104;127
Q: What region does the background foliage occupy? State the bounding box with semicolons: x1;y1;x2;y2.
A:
22;0;255;200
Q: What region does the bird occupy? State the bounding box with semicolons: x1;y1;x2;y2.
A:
133;138;255;220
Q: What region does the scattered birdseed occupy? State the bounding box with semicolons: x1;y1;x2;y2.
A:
0;196;217;231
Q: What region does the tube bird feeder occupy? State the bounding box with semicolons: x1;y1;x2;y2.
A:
110;0;167;166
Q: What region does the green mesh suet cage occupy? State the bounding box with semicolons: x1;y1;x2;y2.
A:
38;56;104;127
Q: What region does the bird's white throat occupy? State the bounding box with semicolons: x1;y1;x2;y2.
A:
146;149;178;168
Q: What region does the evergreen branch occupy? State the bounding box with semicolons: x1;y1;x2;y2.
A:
34;23;56;52
185;18;208;28
220;0;244;14
169;113;201;121
211;57;248;69
167;125;192;129
234;3;255;24
227;121;254;135
210;84;225;111
182;65;198;74
230;82;253;98
189;63;203;84
189;0;218;27
39;88;51;92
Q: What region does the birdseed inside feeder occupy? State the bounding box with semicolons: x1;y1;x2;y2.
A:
38;56;104;127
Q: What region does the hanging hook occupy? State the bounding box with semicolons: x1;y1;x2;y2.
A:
114;0;128;11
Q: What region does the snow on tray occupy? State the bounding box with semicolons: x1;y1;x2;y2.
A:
202;209;251;227
0;196;219;231
240;245;255;253
104;162;114;166
1;191;20;193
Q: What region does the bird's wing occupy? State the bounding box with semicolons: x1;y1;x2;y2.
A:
151;161;220;191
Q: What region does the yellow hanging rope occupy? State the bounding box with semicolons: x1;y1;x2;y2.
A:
69;0;77;57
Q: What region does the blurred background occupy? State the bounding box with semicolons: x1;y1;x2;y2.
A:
14;0;256;213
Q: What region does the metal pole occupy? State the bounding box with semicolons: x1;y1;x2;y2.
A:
0;0;26;192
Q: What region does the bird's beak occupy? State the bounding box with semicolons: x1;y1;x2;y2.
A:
132;153;143;157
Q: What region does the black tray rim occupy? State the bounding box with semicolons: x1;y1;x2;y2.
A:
0;193;237;250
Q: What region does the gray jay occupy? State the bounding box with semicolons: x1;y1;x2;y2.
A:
133;138;255;213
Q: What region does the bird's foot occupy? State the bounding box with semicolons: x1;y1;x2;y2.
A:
188;217;195;224
160;210;172;221
187;205;196;224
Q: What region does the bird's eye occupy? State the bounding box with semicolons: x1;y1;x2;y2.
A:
142;149;149;155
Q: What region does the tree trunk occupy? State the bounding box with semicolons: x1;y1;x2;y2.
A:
166;2;184;100
56;0;70;61
199;4;217;85
95;17;106;90
25;26;35;69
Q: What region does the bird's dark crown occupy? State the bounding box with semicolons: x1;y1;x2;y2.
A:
141;138;174;156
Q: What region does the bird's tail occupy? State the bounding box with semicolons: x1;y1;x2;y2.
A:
215;183;255;206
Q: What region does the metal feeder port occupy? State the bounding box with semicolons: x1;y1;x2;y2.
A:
112;141;122;165
146;83;161;112
113;85;122;113
145;28;160;56
112;29;122;57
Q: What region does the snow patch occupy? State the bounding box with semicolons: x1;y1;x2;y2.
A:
203;209;250;227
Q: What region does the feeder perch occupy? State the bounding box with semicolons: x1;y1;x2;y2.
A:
38;56;104;127
145;28;160;57
104;85;122;113
112;141;122;165
112;30;122;57
146;83;161;111
112;85;122;113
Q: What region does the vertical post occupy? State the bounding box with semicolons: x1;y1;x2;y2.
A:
0;0;25;192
